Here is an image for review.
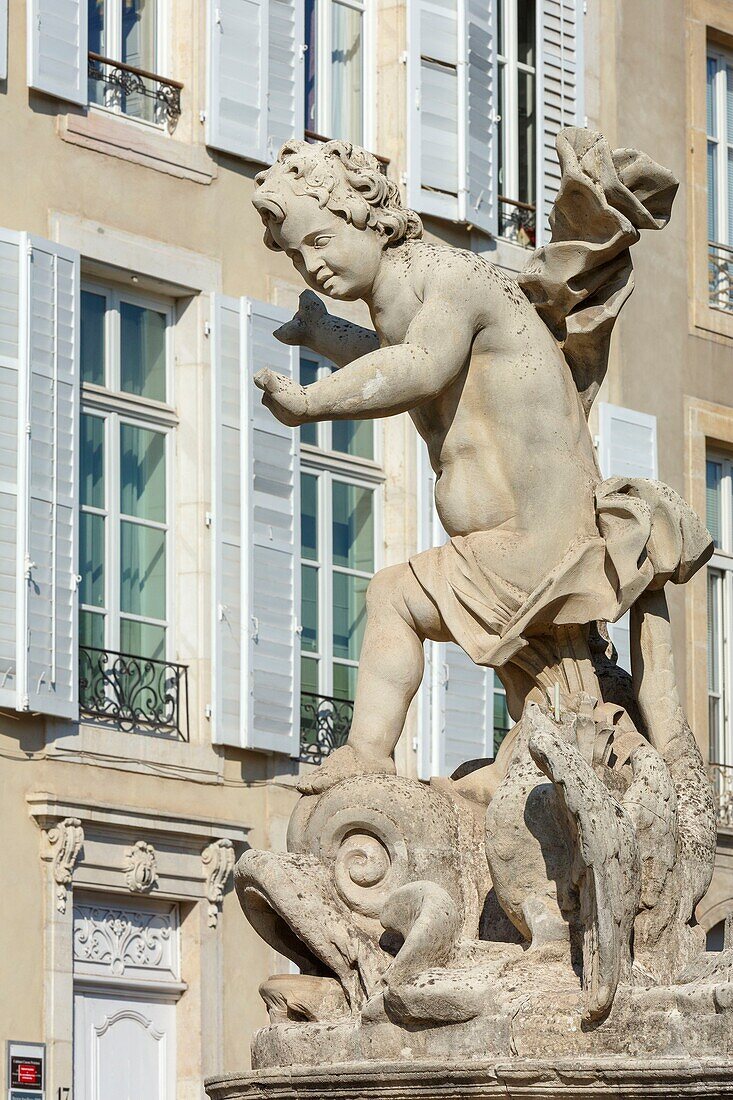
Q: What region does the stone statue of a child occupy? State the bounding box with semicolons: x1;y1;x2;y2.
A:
251;138;709;797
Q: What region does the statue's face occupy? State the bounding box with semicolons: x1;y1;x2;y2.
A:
268;189;386;301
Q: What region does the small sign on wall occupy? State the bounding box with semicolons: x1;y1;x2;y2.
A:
6;1042;44;1100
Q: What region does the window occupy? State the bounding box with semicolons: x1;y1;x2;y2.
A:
707;47;733;310
88;0;177;126
305;0;367;142
299;352;380;757
79;285;173;667
497;0;537;247
707;453;733;768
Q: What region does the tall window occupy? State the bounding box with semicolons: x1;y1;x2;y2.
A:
299;352;380;713
707;47;733;310
497;0;537;247
304;0;366;142
88;0;162;123
79;285;173;665
707;453;733;767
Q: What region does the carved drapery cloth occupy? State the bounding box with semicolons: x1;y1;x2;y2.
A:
519;127;679;416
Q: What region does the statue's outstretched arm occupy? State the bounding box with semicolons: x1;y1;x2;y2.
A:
275;291;380;368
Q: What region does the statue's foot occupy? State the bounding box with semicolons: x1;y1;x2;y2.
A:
297;744;395;795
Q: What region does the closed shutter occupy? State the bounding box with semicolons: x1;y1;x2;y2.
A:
462;0;498;235
415;439;494;778
538;0;583;241
267;0;304;157
598;401;658;673
211;296;300;753
0;231;21;710
0;0;7;82
28;0;87;106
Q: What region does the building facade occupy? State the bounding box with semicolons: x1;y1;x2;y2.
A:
1;0;732;1097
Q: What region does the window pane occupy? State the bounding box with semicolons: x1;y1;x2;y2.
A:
120;303;166;402
707;460;722;547
332;419;374;460
301;473;318;560
304;0;318;129
301;564;319;652
81;291;106;386
708;570;721;694
120;618;166;661
727;65;733;144
517;69;536;206
331;2;363;143
120;521;166;620
497;60;505;196
333;661;357;701
120;424;166;523
80;608;105;649
88;1;106;105
497;0;504;56
122;0;157;121
79;512;105;608
300;357;319;446
493;689;511;755
80;414;105;509
332;482;374;570
709;141;718;242
301;654;319;695
708;56;717;136
333;572;368;660
517;0;535;67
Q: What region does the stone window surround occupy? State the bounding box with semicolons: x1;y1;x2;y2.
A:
687;0;733;344
27;792;248;1100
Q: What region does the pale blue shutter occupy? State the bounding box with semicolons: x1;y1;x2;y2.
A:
598;401;658;674
267;0;304;156
211;296;245;746
244;301;300;754
28;0;87;106
461;0;498;236
0;231;21;710
538;0;583;241
207;0;269;160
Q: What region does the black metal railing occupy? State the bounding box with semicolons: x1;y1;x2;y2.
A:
708;241;733;313
88;52;182;125
300;691;353;765
79;646;189;739
499;195;536;249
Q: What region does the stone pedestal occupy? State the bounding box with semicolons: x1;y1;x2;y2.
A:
206;1058;733;1098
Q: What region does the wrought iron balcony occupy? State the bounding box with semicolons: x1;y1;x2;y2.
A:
499;195;536;249
708;241;733;313
709;762;733;828
88;52;182;125
79;646;189;739
300;691;353;765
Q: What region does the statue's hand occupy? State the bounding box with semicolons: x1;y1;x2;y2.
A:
254;368;308;427
273;290;328;348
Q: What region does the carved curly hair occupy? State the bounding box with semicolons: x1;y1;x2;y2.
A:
252;140;423;249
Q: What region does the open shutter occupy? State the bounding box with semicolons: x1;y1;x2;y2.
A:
28;0;87;105
537;0;583;241
207;0;268;161
243;301;300;753
17;236;80;718
0;0;7;82
461;0;498;235
598;401;658;673
267;0;304;156
211;296;245;746
0;231;21;710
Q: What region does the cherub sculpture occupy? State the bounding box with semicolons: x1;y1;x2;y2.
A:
226;130;726;1074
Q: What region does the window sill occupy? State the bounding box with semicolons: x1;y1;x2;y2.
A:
58;109;217;186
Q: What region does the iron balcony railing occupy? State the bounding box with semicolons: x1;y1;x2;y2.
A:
708;241;733;313
709;762;733;828
499;195;536;249
88;52;182;125
300;691;354;765
79;646;189;739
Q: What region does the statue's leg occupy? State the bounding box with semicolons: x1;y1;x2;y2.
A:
298;563;449;795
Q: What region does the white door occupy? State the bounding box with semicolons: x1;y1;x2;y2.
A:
73;991;176;1100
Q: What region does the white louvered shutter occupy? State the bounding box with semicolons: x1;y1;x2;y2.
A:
211;296;245;746
28;0;87;105
414;439;494;778
207;0;269;161
461;0;498;236
211;296;300;752
0;231;22;710
538;0;583;241
0;0;7;82
598;401;658;674
267;0;304;157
